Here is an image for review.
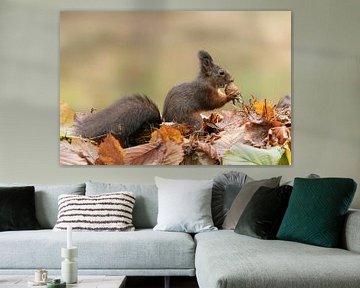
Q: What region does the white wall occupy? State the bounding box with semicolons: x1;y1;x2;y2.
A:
0;0;359;208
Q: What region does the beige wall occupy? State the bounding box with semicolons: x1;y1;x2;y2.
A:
0;0;359;208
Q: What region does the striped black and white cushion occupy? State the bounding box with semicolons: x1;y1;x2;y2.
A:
53;192;136;231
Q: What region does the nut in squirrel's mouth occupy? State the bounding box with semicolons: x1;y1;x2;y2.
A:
219;78;234;89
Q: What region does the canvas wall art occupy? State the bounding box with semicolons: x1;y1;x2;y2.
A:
60;11;291;166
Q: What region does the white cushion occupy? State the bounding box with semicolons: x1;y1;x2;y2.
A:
153;177;217;233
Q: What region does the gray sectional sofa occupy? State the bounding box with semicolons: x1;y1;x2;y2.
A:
0;180;360;288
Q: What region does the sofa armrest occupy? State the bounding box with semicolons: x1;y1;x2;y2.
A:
342;209;360;253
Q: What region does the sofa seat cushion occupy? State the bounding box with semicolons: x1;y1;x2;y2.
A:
195;230;360;288
0;229;195;271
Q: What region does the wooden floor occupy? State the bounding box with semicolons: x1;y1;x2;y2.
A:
126;276;199;288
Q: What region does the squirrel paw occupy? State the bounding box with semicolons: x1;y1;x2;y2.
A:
225;82;242;104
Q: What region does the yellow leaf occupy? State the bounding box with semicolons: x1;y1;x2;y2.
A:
253;99;274;119
60;102;75;127
284;143;292;165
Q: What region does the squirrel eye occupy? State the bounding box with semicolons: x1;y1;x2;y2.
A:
218;70;225;76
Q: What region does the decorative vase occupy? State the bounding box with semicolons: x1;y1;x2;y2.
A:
61;247;78;284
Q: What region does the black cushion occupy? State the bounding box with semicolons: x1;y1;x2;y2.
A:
0;186;41;231
235;185;292;239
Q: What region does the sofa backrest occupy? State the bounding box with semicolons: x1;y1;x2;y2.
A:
0;183;86;229
86;181;158;229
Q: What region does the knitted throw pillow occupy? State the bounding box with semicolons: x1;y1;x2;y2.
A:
53;192;136;231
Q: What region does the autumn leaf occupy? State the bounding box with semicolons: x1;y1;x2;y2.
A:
162;141;185;165
268;126;291;146
253;99;274;119
213;126;246;157
182;150;219;165
124;140;184;165
197;141;219;160
243;122;271;148
96;134;125;165
124;142;160;165
60;142;88;165
219;110;247;130
60;139;98;165
181;138;220;165
203;112;224;133
150;125;183;144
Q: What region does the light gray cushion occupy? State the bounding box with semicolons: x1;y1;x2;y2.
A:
154;177;217;233
0;229;195;271
195;230;360;288
341;209;360;253
85;181;158;229
283;173;320;186
222;177;281;230
212;171;252;228
0;183;85;229
53;192;136;232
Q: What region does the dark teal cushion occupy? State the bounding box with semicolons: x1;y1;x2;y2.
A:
277;178;357;247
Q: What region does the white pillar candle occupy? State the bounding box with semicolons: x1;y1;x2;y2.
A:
67;225;72;249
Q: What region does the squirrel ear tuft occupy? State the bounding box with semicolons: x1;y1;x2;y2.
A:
198;50;213;62
198;50;214;76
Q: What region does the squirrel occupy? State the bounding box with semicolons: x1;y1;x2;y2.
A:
163;50;239;130
74;50;240;147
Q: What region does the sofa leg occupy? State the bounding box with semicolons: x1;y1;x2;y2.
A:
164;276;170;288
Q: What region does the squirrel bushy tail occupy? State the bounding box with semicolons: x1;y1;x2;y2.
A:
74;94;161;148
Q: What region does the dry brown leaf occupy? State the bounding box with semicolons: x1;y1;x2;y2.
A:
275;106;291;125
203;113;224;133
124;142;162;165
162;123;194;137
60;139;98;165
220;110;246;130
268;126;291;146
181;138;219;165
197;141;219;160
213;126;246;157
60;142;88;165
182;150;219;165
204;110;245;132
124;140;184;165
150;125;183;144
162;141;185;165
96;134;125;165
243;122;272;148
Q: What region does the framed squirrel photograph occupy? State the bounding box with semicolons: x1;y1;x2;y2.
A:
60;11;291;166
